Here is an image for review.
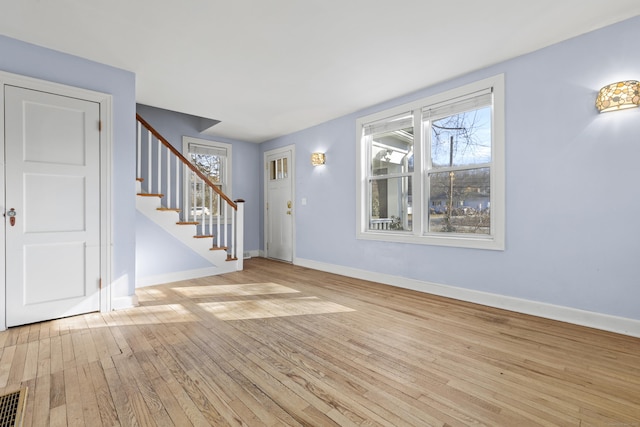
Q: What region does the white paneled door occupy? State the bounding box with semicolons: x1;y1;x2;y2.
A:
5;85;101;327
266;149;293;262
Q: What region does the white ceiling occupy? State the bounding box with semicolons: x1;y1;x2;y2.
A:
1;1;639;143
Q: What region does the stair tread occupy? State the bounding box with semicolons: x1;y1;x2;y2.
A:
210;246;228;251
157;208;181;212
177;221;199;225
138;193;164;198
193;235;214;239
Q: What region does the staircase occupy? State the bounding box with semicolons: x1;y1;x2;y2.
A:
135;114;244;281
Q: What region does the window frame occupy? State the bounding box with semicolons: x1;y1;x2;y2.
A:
356;74;505;250
182;136;232;221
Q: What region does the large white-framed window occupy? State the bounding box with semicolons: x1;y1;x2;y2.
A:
356;74;505;250
182;136;232;220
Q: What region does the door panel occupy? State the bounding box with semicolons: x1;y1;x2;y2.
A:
266;151;293;262
5;85;101;327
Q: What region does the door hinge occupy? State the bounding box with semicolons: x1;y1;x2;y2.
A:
99;120;102;131
99;278;103;289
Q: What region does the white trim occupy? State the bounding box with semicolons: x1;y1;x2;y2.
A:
182;136;232;222
0;70;114;330
263;144;296;262
356;74;505;250
136;267;222;288
99;94;113;313
293;257;640;338
111;295;139;311
243;249;260;259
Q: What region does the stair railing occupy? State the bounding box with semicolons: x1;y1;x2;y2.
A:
136;114;244;269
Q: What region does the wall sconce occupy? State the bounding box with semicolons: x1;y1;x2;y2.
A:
311;152;325;166
595;80;640;113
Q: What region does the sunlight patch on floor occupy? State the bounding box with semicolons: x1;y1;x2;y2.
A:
127;304;198;324
172;282;300;298
137;288;167;302
199;296;355;320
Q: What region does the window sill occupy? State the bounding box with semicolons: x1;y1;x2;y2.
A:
356;230;505;251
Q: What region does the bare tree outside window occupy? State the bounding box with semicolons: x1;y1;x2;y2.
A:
427;106;491;234
189;153;223;217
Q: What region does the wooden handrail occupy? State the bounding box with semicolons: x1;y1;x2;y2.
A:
136;113;237;210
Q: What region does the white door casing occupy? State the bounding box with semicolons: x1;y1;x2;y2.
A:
264;146;295;262
0;72;113;330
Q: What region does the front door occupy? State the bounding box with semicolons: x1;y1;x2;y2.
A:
265;148;293;262
5;85;101;327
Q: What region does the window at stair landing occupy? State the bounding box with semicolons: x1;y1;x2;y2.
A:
182;136;232;222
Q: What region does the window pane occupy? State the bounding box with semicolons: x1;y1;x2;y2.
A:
429;106;491;168
428;168;490;235
269;157;288;181
370;127;414;176
190;153;223;184
369;176;412;231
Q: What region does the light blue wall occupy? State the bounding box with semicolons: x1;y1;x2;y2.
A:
0;35;136;299
135;212;212;279
261;16;640;321
136;104;261;259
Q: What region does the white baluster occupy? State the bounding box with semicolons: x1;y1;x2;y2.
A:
216;206;221;249
230;203;235;259
166;144;171;206
199;177;204;236
236;201;244;270
223;202;228;248
157;138;162;197
147;131;152;192
176;157;180;214
191;171;196;223
208;188;213;237
137;122;141;180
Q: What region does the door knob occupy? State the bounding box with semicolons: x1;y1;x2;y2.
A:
7;208;16;226
287;201;292;208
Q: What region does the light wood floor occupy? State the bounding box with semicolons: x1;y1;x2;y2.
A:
1;258;639;426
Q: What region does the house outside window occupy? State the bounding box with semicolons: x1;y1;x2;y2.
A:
182;136;232;220
356;75;505;250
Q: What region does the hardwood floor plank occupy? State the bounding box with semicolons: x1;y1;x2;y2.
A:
49;370;65;410
88;361;120;427
0;258;638;426
21;340;39;383
103;363;136;427
60;333;75;371
49;403;67;427
111;352;160;427
0;345;16;387
49;335;64;374
77;363;103;427
63;366;85;426
32;366;52;426
6;343;27;387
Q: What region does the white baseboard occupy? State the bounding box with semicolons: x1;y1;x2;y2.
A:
111;294;139;311
136;267;222;288
244;250;260;259
294;257;640;338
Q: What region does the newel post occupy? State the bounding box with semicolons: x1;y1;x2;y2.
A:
235;199;245;271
